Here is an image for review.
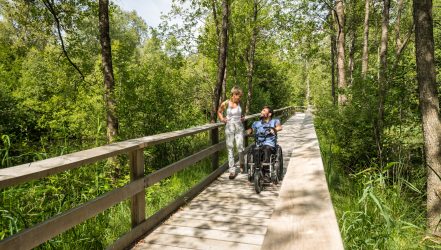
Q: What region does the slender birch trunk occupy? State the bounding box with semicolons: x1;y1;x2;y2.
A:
362;0;370;78
395;0;404;55
348;30;356;86
376;0;390;164
335;0;347;105
393;0;414;71
331;34;337;105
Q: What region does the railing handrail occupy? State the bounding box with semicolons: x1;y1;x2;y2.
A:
0;122;222;189
0;105;305;250
0;106;301;189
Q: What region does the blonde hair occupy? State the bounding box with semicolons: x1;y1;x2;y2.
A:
230;86;243;96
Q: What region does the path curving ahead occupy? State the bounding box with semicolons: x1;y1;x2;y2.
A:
130;111;343;250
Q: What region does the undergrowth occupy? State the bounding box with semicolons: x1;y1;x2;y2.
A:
316;111;441;249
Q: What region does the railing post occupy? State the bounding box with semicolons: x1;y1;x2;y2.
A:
210;128;219;171
129;149;145;227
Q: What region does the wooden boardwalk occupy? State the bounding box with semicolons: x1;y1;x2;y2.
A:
131;111;343;250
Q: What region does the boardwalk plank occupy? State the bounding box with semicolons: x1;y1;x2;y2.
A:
176;209;271;219
172;212;270;226
180;205;273;217
147;225;264;245
132;243;191;250
164;217;267;235
133;233;260;250
180;203;273;213
195;191;278;201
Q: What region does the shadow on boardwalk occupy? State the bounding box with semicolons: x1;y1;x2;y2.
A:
131;111;343;250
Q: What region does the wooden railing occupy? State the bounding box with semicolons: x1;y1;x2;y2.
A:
0;106;303;250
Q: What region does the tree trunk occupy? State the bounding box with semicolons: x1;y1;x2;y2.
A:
306;62;310;106
212;0;228;104
348;29;356;86
335;0;347;105
347;0;357;87
393;0;413;71
211;0;221;59
413;0;441;233
395;0;404;55
245;0;258;115
330;10;337;105
376;0;390;164
211;0;220;38
362;0;370;78
210;0;229;122
99;0;118;143
221;57;227;103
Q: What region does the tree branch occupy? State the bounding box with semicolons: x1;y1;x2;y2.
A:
42;0;85;80
397;22;414;57
211;0;220;38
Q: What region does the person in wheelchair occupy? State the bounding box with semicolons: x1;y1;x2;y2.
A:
246;106;282;164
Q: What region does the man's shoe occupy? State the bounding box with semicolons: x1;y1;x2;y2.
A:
229;173;236;180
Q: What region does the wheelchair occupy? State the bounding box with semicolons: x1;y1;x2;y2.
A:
245;127;284;194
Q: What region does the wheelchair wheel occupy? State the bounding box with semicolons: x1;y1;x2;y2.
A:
276;146;284;181
246;150;254;182
254;170;264;194
271;165;279;185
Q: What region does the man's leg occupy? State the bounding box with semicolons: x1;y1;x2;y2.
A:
262;145;273;163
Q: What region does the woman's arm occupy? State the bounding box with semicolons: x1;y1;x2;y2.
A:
217;101;228;123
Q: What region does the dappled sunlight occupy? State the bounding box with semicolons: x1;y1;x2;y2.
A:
131;111;343;249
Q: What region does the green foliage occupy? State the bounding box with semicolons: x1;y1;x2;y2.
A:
3;0;437;248
318;128;430;249
310;0;436;245
0;154;215;248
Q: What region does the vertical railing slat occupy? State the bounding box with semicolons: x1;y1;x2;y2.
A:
210;128;219;171
129;149;145;227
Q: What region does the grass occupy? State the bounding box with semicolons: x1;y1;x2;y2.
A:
1;133;228;249
317;131;441;249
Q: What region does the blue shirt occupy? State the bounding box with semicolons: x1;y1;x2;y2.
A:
252;118;280;148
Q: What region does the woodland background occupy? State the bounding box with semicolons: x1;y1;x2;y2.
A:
0;0;440;248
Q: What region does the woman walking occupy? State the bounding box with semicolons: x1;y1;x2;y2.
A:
217;86;245;179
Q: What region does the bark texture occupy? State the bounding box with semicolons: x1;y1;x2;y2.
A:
210;0;229;122
245;0;258;115
330;9;337;105
361;0;370;78
335;0;347;105
376;0;390;163
413;0;441;233
99;0;118;143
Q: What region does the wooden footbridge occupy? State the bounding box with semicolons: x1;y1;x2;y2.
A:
0;107;343;250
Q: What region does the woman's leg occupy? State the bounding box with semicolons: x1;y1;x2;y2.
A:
225;123;236;174
234;123;245;171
